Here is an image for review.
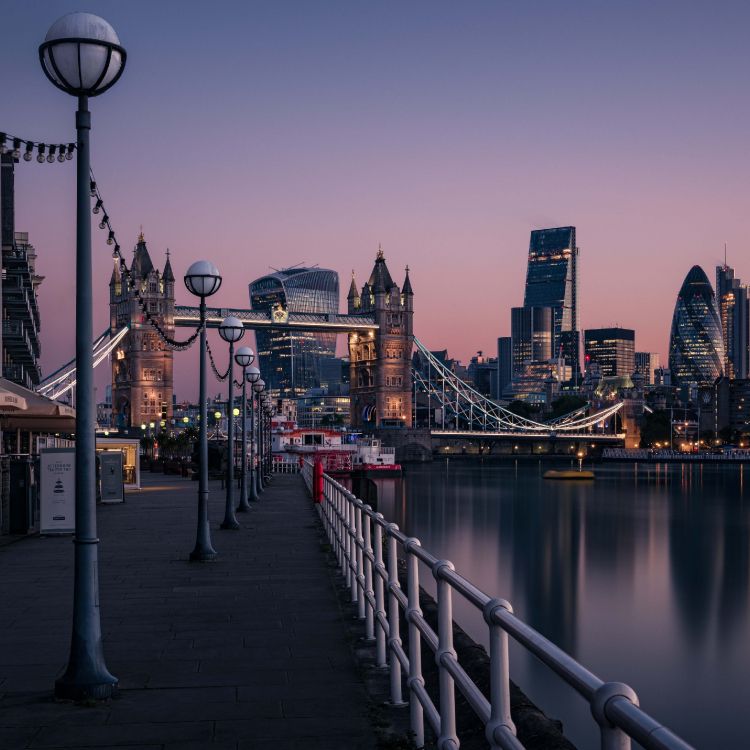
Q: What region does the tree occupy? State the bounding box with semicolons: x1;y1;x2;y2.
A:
639;409;671;448
550;395;587;419
506;400;539;419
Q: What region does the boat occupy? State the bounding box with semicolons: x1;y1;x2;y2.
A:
543;469;595;480
350;437;402;477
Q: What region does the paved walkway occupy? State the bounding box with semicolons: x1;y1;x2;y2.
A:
0;473;377;750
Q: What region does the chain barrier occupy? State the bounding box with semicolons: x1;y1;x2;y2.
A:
205;337;230;381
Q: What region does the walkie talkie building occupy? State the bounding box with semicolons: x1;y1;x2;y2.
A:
249;267;339;398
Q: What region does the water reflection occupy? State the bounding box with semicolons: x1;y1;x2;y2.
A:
364;460;750;750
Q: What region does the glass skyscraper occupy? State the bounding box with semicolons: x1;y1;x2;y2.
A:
669;265;725;394
523;226;579;374
249;267;339;398
584;327;635;377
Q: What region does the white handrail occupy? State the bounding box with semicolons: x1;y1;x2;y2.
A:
302;460;694;750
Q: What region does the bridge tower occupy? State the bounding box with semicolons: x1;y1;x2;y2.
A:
110;233;175;431
348;248;413;430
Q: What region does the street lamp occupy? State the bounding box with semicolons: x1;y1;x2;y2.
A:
253;378;265;496
184;259;222;561
39;11;126;702
233;347;255;512
218;316;245;530
245;367;261;502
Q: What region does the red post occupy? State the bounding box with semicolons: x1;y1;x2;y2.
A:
313;457;324;503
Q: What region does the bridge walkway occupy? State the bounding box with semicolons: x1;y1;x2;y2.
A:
0;473;377;750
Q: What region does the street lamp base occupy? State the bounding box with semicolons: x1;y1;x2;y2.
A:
54;669;118;702
189;546;218;562
220;519;241;530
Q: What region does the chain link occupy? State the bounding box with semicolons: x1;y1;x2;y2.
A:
205;337;231;381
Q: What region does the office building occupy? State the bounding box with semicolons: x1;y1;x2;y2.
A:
523;226;580;374
668;265;724;395
635;352;661;385
250;267;339;398
511;306;553;376
1;154;43;390
716;264;749;379
497;337;512;397
584;328;635;378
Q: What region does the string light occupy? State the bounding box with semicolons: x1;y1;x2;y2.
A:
0;130;77;164
89;169;205;352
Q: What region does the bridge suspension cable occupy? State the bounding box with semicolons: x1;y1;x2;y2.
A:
412;337;623;434
38;326;129;401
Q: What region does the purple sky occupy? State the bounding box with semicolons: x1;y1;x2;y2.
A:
3;1;750;400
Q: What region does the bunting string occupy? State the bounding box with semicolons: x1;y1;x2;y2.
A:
89;169;204;351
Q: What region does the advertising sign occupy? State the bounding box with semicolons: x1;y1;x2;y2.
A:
99;451;124;503
40;448;75;534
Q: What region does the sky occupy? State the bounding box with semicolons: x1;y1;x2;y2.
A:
3;0;750;401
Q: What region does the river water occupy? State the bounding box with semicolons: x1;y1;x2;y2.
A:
366;459;749;750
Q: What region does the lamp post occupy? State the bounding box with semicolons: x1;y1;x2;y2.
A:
184;260;222;561
39;11;126;701
253;379;265;496
246;367;261;501
234;348;255;512
218;316;244;530
262;398;272;483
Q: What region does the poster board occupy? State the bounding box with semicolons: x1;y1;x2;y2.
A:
39;448;75;534
99;451;124;503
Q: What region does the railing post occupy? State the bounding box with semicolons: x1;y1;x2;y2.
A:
591;682;639;750
349;497;358;604
483;598;516;748
336;486;344;569
387;523;406;706
433;559;459;750
363;508;375;641
373;514;387;668
355;504;366;619
405;538;425;748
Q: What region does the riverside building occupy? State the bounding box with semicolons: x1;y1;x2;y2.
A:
584;328;635;378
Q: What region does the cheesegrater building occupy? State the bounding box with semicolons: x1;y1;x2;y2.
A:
249;268;339;398
668;265;724;395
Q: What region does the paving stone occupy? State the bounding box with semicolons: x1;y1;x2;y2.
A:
0;474;376;748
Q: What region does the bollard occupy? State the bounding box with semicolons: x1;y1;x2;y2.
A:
312;457;323;503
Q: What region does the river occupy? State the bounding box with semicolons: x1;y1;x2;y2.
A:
363;459;749;750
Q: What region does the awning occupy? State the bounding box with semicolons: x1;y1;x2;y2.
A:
0;388;27;412
0;378;75;432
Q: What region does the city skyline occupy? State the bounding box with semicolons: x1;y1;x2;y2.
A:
4;1;750;400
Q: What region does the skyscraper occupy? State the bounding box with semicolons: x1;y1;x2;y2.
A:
669;265;725;395
584;328;635;378
250;267;339;398
523;227;580;374
497;337;512;396
716;263;749;379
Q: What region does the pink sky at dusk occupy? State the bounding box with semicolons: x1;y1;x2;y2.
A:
3;1;750;401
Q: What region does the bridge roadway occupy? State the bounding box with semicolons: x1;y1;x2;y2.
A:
173;306;377;334
0;473;378;750
430;429;625;443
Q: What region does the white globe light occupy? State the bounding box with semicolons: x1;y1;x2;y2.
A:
253;378;265;393
184;260;222;298
246;366;260;384
235;346;255;368
218;315;245;344
39;13;126;97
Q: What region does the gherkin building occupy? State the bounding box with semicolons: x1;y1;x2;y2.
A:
668;265;724;393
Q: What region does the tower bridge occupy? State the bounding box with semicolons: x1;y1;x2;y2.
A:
38;237;626;446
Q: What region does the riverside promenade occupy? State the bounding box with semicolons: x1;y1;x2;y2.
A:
0;473;377;750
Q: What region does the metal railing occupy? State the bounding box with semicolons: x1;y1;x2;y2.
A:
273;458;301;474
302;461;694;750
